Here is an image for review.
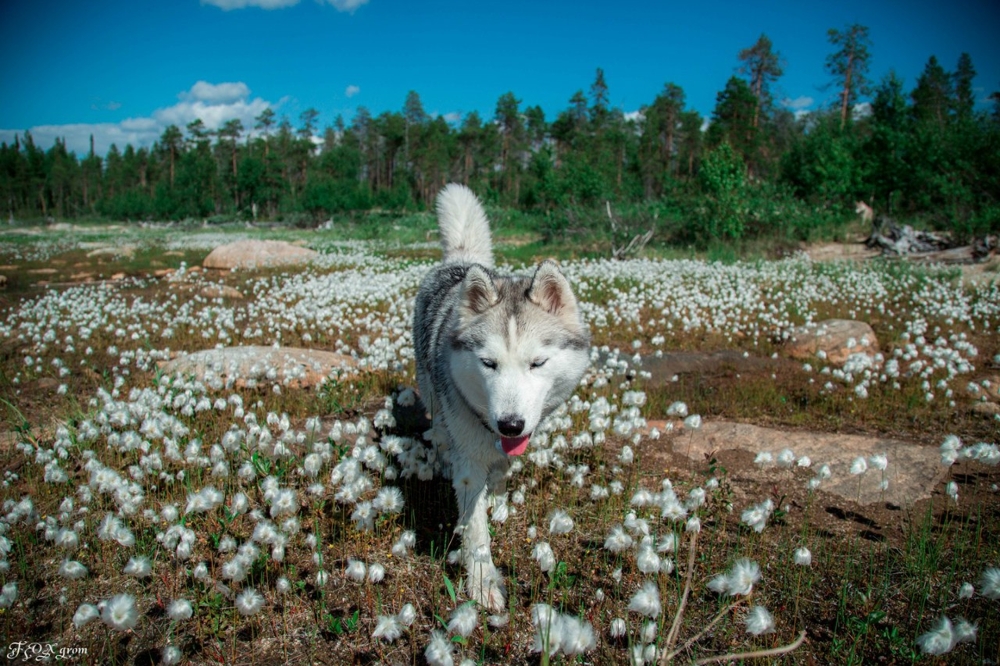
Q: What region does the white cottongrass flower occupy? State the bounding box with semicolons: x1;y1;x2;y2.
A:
269;488;299;519
776;448;795;467
627;580;661;618
368;563;385;583
745;605;776;635
849;457;868;475
424;630;454;666
185;486;224;514
641;620;658;644
980;567;1000;599
549;509;574;535
315;570;329;586
609;617;627;638
397;602;417;627
683;414;702;430
604;525;633;553
101;593;139;631
958;582;974;599
741;499;773;533
657;533;679;554
631;488;654;507
946;481;959;502
60;559;88;580
124;556;152;578
235;588;265;616
916;615;977;655
754;451;773;466
941;435;963;465
708;559;761;597
392;530;416;557
345;559;367;582
73;603;100;628
666;401;688;417
161;645;182;666
793;547;812;567
168;598;194;621
868;453;888;471
448;602;479;637
533;542;556;573
636;544;660;574
373;486;404;514
531;603;596;657
373;614;403;642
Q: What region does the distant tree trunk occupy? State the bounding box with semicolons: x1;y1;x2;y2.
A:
839;52;854;130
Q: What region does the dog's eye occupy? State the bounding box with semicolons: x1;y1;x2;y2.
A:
480;358;497;370
530;358;548;369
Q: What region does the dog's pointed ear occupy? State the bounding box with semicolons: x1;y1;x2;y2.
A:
460;265;498;315
528;260;579;321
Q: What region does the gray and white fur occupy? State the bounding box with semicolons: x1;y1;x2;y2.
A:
413;183;590;611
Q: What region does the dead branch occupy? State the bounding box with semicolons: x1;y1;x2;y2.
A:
691;629;807;665
606;200;654;260
661;530;699;657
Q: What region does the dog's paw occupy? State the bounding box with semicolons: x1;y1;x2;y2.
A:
465;568;506;612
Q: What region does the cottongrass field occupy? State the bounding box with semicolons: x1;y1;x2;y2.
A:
1;224;999;664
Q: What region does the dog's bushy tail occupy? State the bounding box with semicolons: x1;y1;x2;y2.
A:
435;183;493;267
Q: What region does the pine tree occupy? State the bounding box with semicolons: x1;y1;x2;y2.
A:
826;24;873;130
911;55;953;127
953;53;976;123
738;34;783;128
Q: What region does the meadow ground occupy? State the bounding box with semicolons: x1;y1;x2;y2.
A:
0;220;998;665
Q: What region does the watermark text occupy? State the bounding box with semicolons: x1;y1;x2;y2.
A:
7;641;88;661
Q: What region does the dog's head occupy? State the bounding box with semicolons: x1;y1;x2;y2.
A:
450;260;590;455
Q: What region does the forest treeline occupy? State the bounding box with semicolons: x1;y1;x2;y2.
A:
2;25;999;244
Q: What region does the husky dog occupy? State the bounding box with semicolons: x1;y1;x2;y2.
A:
414;184;590;610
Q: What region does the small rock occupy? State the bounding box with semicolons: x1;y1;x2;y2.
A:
648;419;946;507
972;402;1000;417
984;376;1000;400
158;346;358;391
199;285;244;300
34;378;60;391
203;240;318;270
111;272;126;280
785;319;879;366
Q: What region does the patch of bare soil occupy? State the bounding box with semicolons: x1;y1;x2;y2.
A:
802;241;880;262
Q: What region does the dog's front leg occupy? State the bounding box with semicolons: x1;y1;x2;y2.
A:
453;465;506;612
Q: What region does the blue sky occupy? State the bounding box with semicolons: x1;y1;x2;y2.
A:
1;0;997;156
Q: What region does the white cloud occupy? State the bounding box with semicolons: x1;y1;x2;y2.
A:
781;96;814;110
441;112;462;123
203;0;369;11
0;81;279;157
202;0;300;10
183;81;251;104
852;102;873;120
323;0;369;12
90;100;122;112
345;85;360;98
624;110;644;123
0;123;162;157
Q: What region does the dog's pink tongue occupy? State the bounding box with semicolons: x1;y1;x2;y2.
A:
500;434;531;456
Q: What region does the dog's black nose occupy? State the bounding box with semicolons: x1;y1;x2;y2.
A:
497;415;525;437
